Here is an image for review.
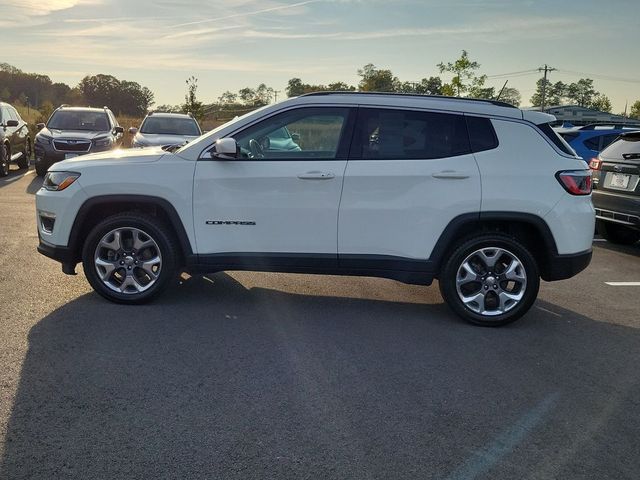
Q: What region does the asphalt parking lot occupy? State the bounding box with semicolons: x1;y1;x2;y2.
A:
1;165;639;480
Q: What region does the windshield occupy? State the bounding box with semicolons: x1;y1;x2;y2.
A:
140;117;201;136
600;133;640;160
48;110;110;131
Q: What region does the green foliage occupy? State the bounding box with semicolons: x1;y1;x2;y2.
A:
497;87;521;107
437;50;486;97
78;73;155;116
398;77;443;95
285;78;355;97
357;64;400;92
590;94;612;113
629;100;640;120
566;78;597;107
182;76;204;120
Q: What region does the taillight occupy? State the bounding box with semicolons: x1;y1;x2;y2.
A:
556;170;592;195
589;158;602;170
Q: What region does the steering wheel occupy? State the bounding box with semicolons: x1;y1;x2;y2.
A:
249;138;264;159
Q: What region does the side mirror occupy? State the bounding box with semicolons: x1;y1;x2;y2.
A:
114;126;124;134
211;138;239;160
128;127;138;135
36;123;45;131
5;120;19;128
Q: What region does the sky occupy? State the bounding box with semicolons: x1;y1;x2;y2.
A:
2;0;640;111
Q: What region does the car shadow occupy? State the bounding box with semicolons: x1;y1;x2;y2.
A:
0;165;32;188
593;238;640;257
1;273;639;479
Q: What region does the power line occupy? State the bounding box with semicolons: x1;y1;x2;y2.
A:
556;69;640;84
486;69;539;79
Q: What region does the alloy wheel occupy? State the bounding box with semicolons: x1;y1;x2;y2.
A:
455;247;527;316
93;227;162;294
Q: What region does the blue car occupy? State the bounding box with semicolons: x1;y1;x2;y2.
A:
556;123;640;162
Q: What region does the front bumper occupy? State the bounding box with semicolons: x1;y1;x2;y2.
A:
37;237;78;274
542;249;592;281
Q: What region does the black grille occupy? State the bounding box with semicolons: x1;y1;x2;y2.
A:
53;140;91;152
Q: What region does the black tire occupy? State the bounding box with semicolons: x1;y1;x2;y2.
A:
17;139;30;169
597;221;640;246
0;144;9;177
35;158;49;177
82;212;180;304
439;233;540;327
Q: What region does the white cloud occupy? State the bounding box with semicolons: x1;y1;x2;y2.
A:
0;0;101;26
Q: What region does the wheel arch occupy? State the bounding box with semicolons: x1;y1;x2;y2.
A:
430;212;559;280
68;195;194;264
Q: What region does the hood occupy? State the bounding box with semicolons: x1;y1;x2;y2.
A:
134;133;199;147
50;146;167;171
37;127;112;141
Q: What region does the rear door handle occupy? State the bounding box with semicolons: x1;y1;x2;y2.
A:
298;171;335;180
432;171;470;180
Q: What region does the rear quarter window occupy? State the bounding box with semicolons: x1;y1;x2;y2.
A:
466;116;498;153
537;123;575;156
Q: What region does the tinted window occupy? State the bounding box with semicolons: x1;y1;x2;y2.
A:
141;117;200;136
466;116;498;153
353;108;470;160
560;132;579;143
600;134;620;150
583;136;600;151
537;123;575;155
48;110;111;131
233;107;349;160
600;133;640;160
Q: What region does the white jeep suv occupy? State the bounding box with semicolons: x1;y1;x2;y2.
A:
36;93;594;326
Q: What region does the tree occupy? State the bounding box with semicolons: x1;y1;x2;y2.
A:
182;76;204;120
286;78;305;97
0;87;11;101
327;81;355;92
238;87;256;105
255;83;274;106
218;91;238;104
399;76;443;95
79;74;154;116
629;100;640;120
530;78;567;107
357;64;400;92
566;78;597;107
497;86;521;107
590;94;612;113
437;50;486;97
155;104;181;113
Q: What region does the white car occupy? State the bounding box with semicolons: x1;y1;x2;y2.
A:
129;112;201;148
36;92;594;326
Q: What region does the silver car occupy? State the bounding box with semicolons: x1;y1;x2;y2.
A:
129;112;201;148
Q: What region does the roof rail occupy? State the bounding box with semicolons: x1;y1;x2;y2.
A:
59;104;69;108
299;91;518;108
579;122;640;130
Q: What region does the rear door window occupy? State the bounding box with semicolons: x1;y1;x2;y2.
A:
466;116;498;153
351;108;470;160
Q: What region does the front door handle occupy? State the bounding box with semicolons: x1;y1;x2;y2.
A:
298;171;335;180
432;170;470;180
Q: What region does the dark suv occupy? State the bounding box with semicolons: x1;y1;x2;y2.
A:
0;102;31;177
590;131;640;245
34;105;124;176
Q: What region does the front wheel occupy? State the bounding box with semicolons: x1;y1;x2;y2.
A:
35;157;49;177
82;213;179;304
439;234;540;326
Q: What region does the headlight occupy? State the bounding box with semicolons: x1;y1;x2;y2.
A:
93;136;112;148
43;172;81;191
36;134;52;145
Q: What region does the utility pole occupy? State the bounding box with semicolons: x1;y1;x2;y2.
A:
538;64;556;112
273;90;280;103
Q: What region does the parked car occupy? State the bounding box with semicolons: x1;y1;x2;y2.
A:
34;105;124;177
0;102;31;176
590;131;640;245
557;123;640;162
130;112;201;148
35;92;594;326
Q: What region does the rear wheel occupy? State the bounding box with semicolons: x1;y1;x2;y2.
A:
82;213;179;304
17;139;30;169
0;144;9;177
598;221;640;245
439;234;540;326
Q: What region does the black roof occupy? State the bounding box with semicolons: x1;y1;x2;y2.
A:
299;91;518;109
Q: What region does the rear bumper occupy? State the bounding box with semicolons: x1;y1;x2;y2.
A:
593;190;640;228
543;249;592;281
